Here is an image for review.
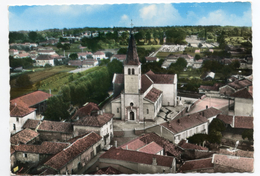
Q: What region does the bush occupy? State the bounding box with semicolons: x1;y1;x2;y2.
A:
208;118;226;133
187;133;208;145
242;129;253;141
208;131;222;144
45;64;52;68
16;74;32;87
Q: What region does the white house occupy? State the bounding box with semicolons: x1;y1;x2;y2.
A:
93;51;106;60
35;55;55;66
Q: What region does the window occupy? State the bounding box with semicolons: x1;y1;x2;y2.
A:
23;153;27;158
117;108;119;113
132;68;135;75
13;124;16;130
147;109;149;114
128;68;131;75
130;102;134;106
16;117;19;122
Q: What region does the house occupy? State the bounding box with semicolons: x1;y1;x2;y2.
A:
10;91;52;134
73;113;114;146
71;102;99;120
13;53;30;59
22;119;41;130
195;49;200;53
145;57;159;63
37;49;56;55
68;60;82;67
93;166;122;175
82;59;99;67
44;132;103;175
35;120;73;142
118;132;182;158
110;54;127;62
162;54;194;68
35;55;55;66
77;52;88;59
147;113;208;144
11;128;39;145
93;51;106;60
109;34;177;122
178;158;214;173
231;88;253;116
99;147;176;174
201;72;215;80
217;114;253;129
198;83;223;96
218;148;253;158
212;154;254;172
11;141;69;165
9;49;19;56
219;79;252;96
187;107;222;123
192;59;203;69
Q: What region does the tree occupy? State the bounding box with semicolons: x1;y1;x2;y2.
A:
208;118;226;133
45;63;52;68
68;74;74;82
242;129;253;141
60;85;71;103
208;131;222;144
175;57;187;68
28;31;38;42
230;60;240;69
56;42;63;50
146;32;151;43
187;133;208;145
194;54;201;61
43;96;70;121
69;53;78;60
16;74;32;87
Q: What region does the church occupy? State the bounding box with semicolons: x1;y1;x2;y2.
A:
110;32;178;122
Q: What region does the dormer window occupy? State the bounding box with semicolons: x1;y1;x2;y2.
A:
132;68;135;75
128;68;131;75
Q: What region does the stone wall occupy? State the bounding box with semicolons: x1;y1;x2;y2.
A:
38;131;73;142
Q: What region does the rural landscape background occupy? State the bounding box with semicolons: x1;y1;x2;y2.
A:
2;0;260;175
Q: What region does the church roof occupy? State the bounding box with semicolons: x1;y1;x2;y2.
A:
125;34;140;66
144;87;162;103
140;74;153;93
145;70;175;84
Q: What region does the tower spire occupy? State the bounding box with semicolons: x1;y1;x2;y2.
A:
125;32;140;66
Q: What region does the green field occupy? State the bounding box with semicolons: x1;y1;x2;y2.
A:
49;42;88;55
178;68;201;79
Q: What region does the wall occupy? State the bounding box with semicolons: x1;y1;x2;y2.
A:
15;152;39;163
10;111;36;134
154;84;175;106
234;98;253;116
124;65;141;94
143;103;155;121
73;126;100;137
111;101;121;119
38;131;73;142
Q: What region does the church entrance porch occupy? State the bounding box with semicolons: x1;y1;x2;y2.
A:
125;106;139;122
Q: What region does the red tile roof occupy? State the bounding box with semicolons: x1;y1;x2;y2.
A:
216;114;233;125
178;139;208;151
161;114;208;134
11;128;39;145
112;54;126;60
73;113;114;127
93;51;105;55
37;120;73;133
218;149;254;158
228;79;252;90
199;83;223;91
140;74;153;93
234;116;253;129
113;74;124;84
22;119;40;129
144;87;162;103
72;102;99;119
145;57;157;61
10;90;52;108
178;158;213;173
212;154;254;172
146;73;175;84
68;60;82;66
120;139;146;150
100;147;175;167
192;107;222;119
146;70;155;75
94;167;122;175
44;132;102;170
10;101;36;117
138;141;163;154
36;55;54;60
231;88;253;99
12;141;69;155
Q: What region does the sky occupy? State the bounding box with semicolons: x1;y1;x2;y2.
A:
9;2;252;31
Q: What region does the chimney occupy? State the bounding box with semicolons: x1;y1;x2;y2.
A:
15;103;17;106
206;105;208;109
177;119;180;124
152;157;157;165
114;141;117;148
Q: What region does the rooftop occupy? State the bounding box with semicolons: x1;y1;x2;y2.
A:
144;87;162;103
93;167;122;175
37;120;73;133
178;158;213;173
138;141;163;154
216;114;233;125
100;147;175;168
71;102;99;120
44;132;102;170
73;113;114;127
22;119;40;129
231;88;253;99
178;139;208;151
120;139;146;150
125;34;140;66
11;128;39;145
234;116;253;129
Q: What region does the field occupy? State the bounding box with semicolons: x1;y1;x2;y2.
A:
49;42;87;55
156;51;183;58
178;68;201;79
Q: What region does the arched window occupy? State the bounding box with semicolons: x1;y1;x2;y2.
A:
147;109;149;114
130;102;134;106
130;111;135;120
132;68;135;75
128;68;131;75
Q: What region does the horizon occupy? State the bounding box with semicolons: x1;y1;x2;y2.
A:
9;2;252;31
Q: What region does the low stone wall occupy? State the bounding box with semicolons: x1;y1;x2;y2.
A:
113;131;125;137
134;129;145;135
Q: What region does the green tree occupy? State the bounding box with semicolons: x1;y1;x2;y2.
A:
194;54;201;60
60;85;71;103
242;129;253;141
28;31;38;42
69;53;78;60
208;131;222;144
208;118;226;133
56;42;63;50
230;60;240;69
43;96;70;121
16;74;32;87
187;133;208;145
68;74;74;82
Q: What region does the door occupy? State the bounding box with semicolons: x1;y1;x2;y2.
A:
130;111;134;120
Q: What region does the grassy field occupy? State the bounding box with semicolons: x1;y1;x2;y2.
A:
49;42;88;55
120;44;162;50
10;65;77;99
178;68;201;79
156;51;183;58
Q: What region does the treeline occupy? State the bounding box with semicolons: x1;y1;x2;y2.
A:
44;60;123;121
9;56;35;69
